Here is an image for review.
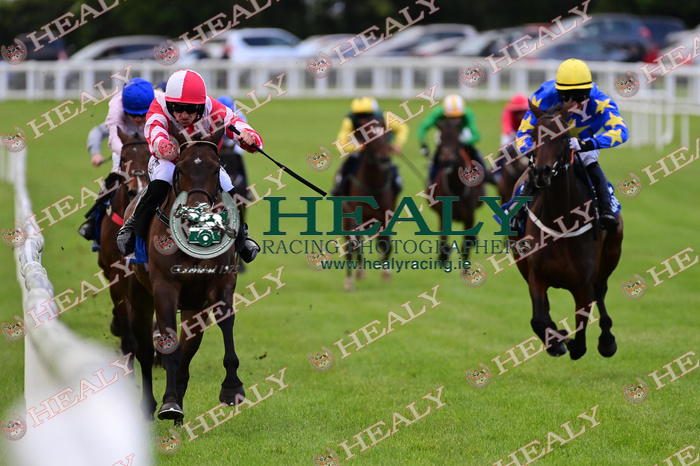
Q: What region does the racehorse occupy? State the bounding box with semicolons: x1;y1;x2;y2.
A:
511;100;623;360
431;117;484;263
343;118;397;291
98;128;149;356
126;128;245;423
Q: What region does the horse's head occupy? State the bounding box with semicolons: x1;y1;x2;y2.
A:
528;100;576;189
356;117;390;166
437;117;464;165
172;127;225;207
117;128;150;199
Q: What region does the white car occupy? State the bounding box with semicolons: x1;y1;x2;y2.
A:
222;28;304;62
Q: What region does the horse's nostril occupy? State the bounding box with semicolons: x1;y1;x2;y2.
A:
128;190;137;198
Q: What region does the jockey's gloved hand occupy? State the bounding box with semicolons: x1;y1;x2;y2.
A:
570;138;596;153
157;140;179;161
420;143;429;157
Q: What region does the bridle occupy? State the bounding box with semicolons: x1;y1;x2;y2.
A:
527;114;575;179
172;140;222;205
117;139;150;186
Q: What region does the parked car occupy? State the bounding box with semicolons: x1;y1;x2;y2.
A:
14;34;69;61
639;16;686;48
223;28;304;62
568;14;660;62
296;34;363;61
69;35;206;63
529;38;631;62
448;24;547;57
362;24;477;57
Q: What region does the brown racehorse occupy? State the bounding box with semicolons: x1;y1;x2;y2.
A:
511;100;623;360
431;118;484;263
126;128;245;423
98;128;150;356
343;118;397;291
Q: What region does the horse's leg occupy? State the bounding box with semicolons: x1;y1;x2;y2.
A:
109;275;137;361
529;274;566;357
153;281;184;421
378;234;391;282
216;303;245;406
175;310;204;421
565;286;596;360
127;277;157;421
595;220;623;357
356;235;366;281
344;235;357;292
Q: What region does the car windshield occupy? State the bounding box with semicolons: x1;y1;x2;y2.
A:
242;37;296;47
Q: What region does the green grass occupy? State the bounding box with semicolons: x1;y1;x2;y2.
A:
1;96;699;466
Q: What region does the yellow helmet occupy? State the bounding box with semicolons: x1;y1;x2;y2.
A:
555;58;593;90
443;94;465;117
350;97;378;114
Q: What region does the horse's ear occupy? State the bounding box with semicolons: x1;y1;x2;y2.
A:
172;128;188;146
117;126;129;144
559;99;577;120
204;126;225;146
528;99;544;120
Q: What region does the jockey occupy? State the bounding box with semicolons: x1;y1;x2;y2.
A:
330;96;408;196
494;93;529;180
501;94;529;146
418;94;494;186
515;58;628;232
116;69;261;263
78;77;159;240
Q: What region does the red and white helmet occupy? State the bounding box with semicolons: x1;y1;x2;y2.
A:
165;69;207;104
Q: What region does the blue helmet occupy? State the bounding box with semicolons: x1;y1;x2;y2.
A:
217;95;246;122
122;78;155;114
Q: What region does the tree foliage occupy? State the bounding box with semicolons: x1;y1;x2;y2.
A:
0;0;696;53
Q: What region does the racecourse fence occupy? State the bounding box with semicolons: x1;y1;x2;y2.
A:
2;145;150;465
1;57;699;147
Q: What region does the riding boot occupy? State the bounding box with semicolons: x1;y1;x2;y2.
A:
510;177;535;231
78;172;123;240
116;180;170;256
228;188;260;264
585;162;619;232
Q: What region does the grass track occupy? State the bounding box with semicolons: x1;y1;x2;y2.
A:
1;96;699;466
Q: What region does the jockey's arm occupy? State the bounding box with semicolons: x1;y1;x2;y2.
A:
105;92;126;156
587;106;629;150
417;106;443;145
387;117;409;153
225;115;263;153
87;123;108;166
515;111;536;155
335;116;355;148
461;106;480;146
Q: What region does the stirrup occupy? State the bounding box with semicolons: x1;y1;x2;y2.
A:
78;218;96;240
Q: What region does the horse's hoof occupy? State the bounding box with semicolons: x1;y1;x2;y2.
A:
546;342;567;357
110;317;121;337
382;270;391;282
158;402;184;421
174;419;183;427
344;278;354;292
357;269;366;280
220;385;245;406
598;339;617;358
566;340;587;360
